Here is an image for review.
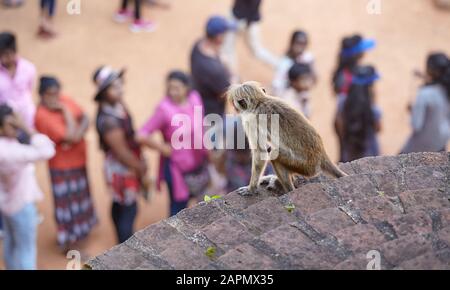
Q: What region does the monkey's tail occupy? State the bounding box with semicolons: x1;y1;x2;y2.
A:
321;156;348;178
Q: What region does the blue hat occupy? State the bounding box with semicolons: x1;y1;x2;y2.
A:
206;16;236;37
341;38;376;58
352;65;380;85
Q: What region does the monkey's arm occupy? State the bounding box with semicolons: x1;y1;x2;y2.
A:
237;151;267;196
249;151;268;191
237;113;272;196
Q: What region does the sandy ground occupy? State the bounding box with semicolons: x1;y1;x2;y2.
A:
0;0;449;269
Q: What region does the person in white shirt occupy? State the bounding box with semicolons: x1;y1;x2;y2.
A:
272;30;316;96
0;104;55;270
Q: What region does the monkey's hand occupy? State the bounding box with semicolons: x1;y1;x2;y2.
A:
236;186;258;196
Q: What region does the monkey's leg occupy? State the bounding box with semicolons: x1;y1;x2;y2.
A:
269;145;308;173
271;161;295;193
237;151;267;196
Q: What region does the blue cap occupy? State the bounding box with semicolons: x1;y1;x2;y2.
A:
352;65;380;85
341;38;376;57
206;16;235;37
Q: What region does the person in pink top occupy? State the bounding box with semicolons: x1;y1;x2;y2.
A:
0;104;55;270
0;32;37;130
137;71;209;216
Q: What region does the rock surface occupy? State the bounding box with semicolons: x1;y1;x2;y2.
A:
87;152;450;270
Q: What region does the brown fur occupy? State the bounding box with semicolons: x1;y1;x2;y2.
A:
227;81;347;194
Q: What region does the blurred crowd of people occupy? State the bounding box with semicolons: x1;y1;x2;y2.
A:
0;0;449;270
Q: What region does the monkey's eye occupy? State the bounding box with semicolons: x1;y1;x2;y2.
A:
262;88;266;93
237;99;247;110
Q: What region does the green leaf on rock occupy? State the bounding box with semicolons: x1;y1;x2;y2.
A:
285;203;296;213
204;195;222;203
205;246;216;259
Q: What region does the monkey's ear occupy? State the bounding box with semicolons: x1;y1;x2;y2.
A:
226;84;240;101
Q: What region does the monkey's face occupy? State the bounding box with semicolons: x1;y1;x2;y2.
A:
227;82;266;113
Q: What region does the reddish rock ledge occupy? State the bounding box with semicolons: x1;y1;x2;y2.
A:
87;152;450;270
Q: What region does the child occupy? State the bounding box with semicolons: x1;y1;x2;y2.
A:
34;76;97;251
0;104;55;270
272;30;315;96
401;52;450;153
0;32;37;130
222;0;278;72
38;0;57;38
332;34;376;161
93;66;147;244
137;71;209;216
114;0;157;33
281;63;315;118
336;65;382;162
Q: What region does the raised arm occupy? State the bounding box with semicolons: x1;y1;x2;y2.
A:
72;113;90;143
136;107;172;157
410;90;428;132
1;133;55;165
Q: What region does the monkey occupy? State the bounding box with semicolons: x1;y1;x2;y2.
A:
227;81;348;195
